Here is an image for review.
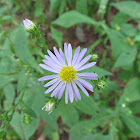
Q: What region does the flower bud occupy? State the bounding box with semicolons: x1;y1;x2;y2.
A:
91;54;99;61
94;78;107;90
23;18;36;32
23;113;32;125
42;99;56;114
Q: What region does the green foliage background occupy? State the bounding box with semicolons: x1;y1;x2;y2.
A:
0;0;140;140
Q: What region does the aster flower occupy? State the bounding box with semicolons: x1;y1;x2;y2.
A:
23;18;36;31
38;43;98;104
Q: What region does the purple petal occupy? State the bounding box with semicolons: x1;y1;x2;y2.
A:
74;80;89;96
42;59;61;71
47;50;62;66
64;43;69;65
45;55;61;69
38;75;58;81
58;84;66;99
59;48;65;59
77;72;98;80
74;48;87;65
77;62;96;71
44;78;59;87
68;83;74;103
45;80;60;94
51;82;64;97
72;46;80;65
65;83;69;104
67;43;72;66
75;55;91;69
71;81;81;100
39;64;59;73
53;47;66;65
78;78;93;92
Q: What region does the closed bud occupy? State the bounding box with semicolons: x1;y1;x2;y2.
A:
91;54;99;61
23;113;32;125
94;78;107;90
42;98;57;114
23;18;36;32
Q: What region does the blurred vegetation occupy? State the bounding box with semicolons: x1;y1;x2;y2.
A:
0;0;140;140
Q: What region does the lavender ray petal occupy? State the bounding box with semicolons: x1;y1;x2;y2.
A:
73;89;78;101
74;48;87;65
45;79;61;94
74;80;89;96
45;55;62;69
47;50;62;66
72;46;80;65
42;59;61;71
75;54;91;69
59;48;65;60
44;78;59;87
58;83;66;99
39;64;59;73
65;83;69;104
71;81;81;100
64;43;69;65
77;62;96;71
38;75;58;81
76;72;98;78
68;82;74;103
51;82;64;97
53;47;66;65
67;43;72;66
78;78;93;92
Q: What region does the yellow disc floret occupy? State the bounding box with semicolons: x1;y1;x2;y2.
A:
59;66;76;82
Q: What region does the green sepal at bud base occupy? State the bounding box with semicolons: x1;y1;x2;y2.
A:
23;113;32;125
91;54;99;61
42;97;57;114
94;77;107;90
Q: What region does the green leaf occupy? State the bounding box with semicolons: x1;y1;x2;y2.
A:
82;134;110;140
17;67;28;93
117;78;140;106
57;99;79;127
3;83;15;109
51;26;63;49
105;28;129;58
114;48;137;70
0;75;15;88
109;121;118;140
86;65;112;78
70;113;110;140
121;112;140;137
73;94;98;115
112;1;140;19
76;0;88;15
10;112;39;140
23;87;45;117
120;24;137;37
14;25;38;67
52;10;97;28
20;101;37;118
128;100;140;114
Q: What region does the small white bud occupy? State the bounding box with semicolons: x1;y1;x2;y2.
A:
23;18;36;31
42;101;55;114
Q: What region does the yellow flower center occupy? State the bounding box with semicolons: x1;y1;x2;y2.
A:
59;66;76;82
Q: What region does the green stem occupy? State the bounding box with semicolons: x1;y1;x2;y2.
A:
2;67;32;131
